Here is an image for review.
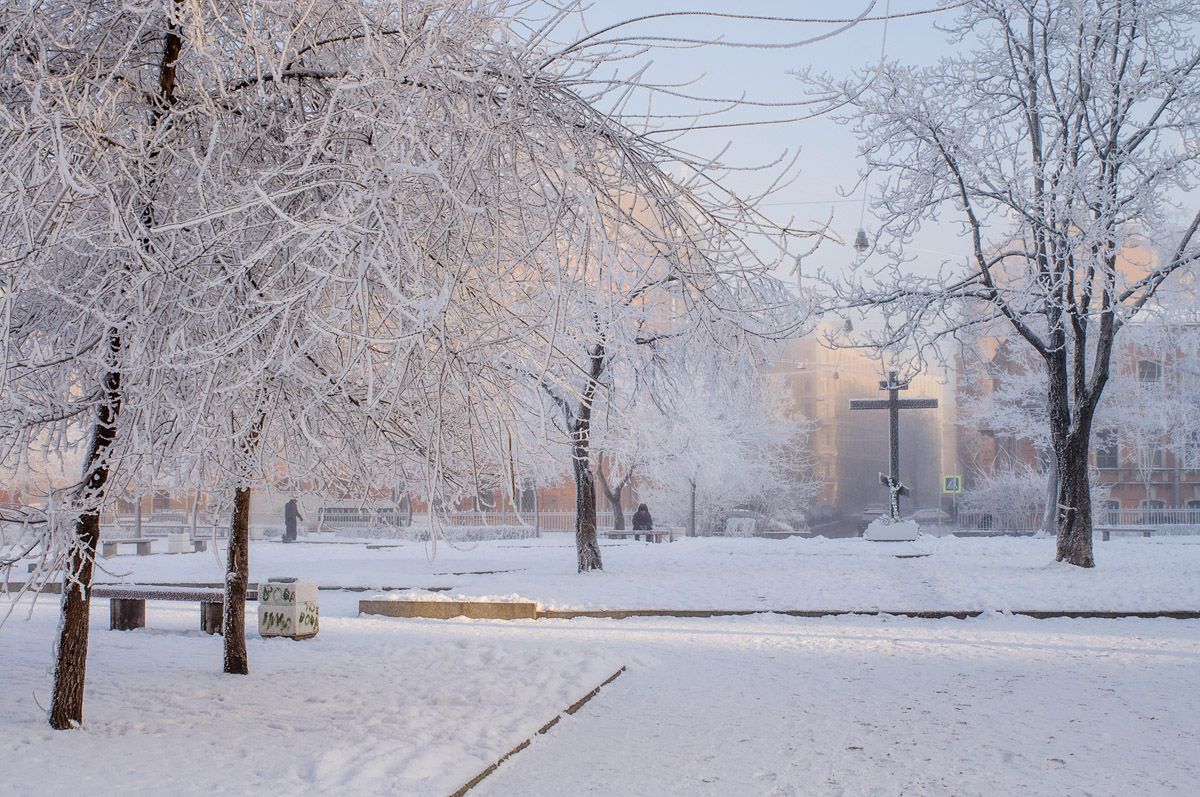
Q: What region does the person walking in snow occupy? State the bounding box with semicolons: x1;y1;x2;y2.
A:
631;503;653;542
283;498;303;543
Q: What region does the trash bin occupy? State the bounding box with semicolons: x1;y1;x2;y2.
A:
258;577;319;639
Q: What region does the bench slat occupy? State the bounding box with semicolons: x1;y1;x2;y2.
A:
94;586;259;601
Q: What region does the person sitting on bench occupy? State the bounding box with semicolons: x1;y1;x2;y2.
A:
632;503;653;542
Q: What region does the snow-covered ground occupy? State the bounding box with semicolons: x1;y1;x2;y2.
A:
0;599;622;796
3;534;1199;795
81;532;1200;611
475;614;1200;796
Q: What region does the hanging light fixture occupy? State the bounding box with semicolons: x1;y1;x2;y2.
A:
854;170;872;254
853;228;870;253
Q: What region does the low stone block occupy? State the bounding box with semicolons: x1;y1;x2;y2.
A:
359;599;538;620
258;577;319;639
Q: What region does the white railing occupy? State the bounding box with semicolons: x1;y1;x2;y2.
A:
1099;507;1200;527
428;511;615;532
950;506;1200;535
952;510;1044;533
312;510;619;533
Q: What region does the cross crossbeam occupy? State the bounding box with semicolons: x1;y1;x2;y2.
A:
848;371;939;520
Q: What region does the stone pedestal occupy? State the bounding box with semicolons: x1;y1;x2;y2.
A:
863;518;920;542
258;578;318;639
167;532;190;554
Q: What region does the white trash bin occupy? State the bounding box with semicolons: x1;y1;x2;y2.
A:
258;577;319;639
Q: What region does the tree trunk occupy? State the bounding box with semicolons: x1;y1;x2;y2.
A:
569;343;605;572
1041;454;1058;537
610;496;625;531
596;458;629;531
1055;435;1095;567
574;455;602;572
49;335;121;730
48;511;103;730
222;485;251;674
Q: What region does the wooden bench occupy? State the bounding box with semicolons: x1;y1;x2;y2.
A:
93;585;259;634
1097;525;1156;541
100;538;153;557
606;529;671;543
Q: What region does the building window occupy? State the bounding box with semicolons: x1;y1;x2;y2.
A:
1135;443;1165;470
1137;359;1163;383
1095;433;1119;469
151;490;172;513
1184;431;1200;471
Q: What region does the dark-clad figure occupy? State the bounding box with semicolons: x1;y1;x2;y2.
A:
631;503;653;542
283;498;303;543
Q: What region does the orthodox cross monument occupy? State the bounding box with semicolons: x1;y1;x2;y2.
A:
849;370;939;520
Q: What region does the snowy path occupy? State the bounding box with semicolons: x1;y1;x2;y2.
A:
473;616;1200;797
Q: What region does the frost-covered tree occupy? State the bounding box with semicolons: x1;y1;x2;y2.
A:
807;0;1200;566
632;352;818;536
1;0;816;728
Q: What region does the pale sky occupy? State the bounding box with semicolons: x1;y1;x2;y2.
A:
556;1;971;282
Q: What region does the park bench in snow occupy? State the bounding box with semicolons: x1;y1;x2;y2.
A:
100;538;153;557
606;528;671;543
1096;525;1157;541
94;584;259;634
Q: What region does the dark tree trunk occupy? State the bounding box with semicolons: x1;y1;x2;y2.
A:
1046;346;1099;568
49;511;103;729
222;485;251;674
572;344;605;572
49;334;122;730
596;457;632;531
573;454;602;572
1055;434;1095;567
610;498;625;531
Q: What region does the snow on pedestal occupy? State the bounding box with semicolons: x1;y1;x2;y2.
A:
166;532;191;554
863;518;920;542
258;577;319;639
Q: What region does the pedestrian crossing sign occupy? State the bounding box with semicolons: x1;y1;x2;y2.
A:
942;475;962;494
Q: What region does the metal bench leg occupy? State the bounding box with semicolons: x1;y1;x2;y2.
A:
111;598;146;631
201;601;224;635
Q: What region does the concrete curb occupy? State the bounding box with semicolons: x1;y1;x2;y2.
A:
360;599;538;620
449;666;626;797
535;608;1200;620
358;600;1200;622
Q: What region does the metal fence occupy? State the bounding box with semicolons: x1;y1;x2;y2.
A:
951;510;1044;533
950;507;1200;534
310;510;618;534
412;511;616;533
1099;507;1200;526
